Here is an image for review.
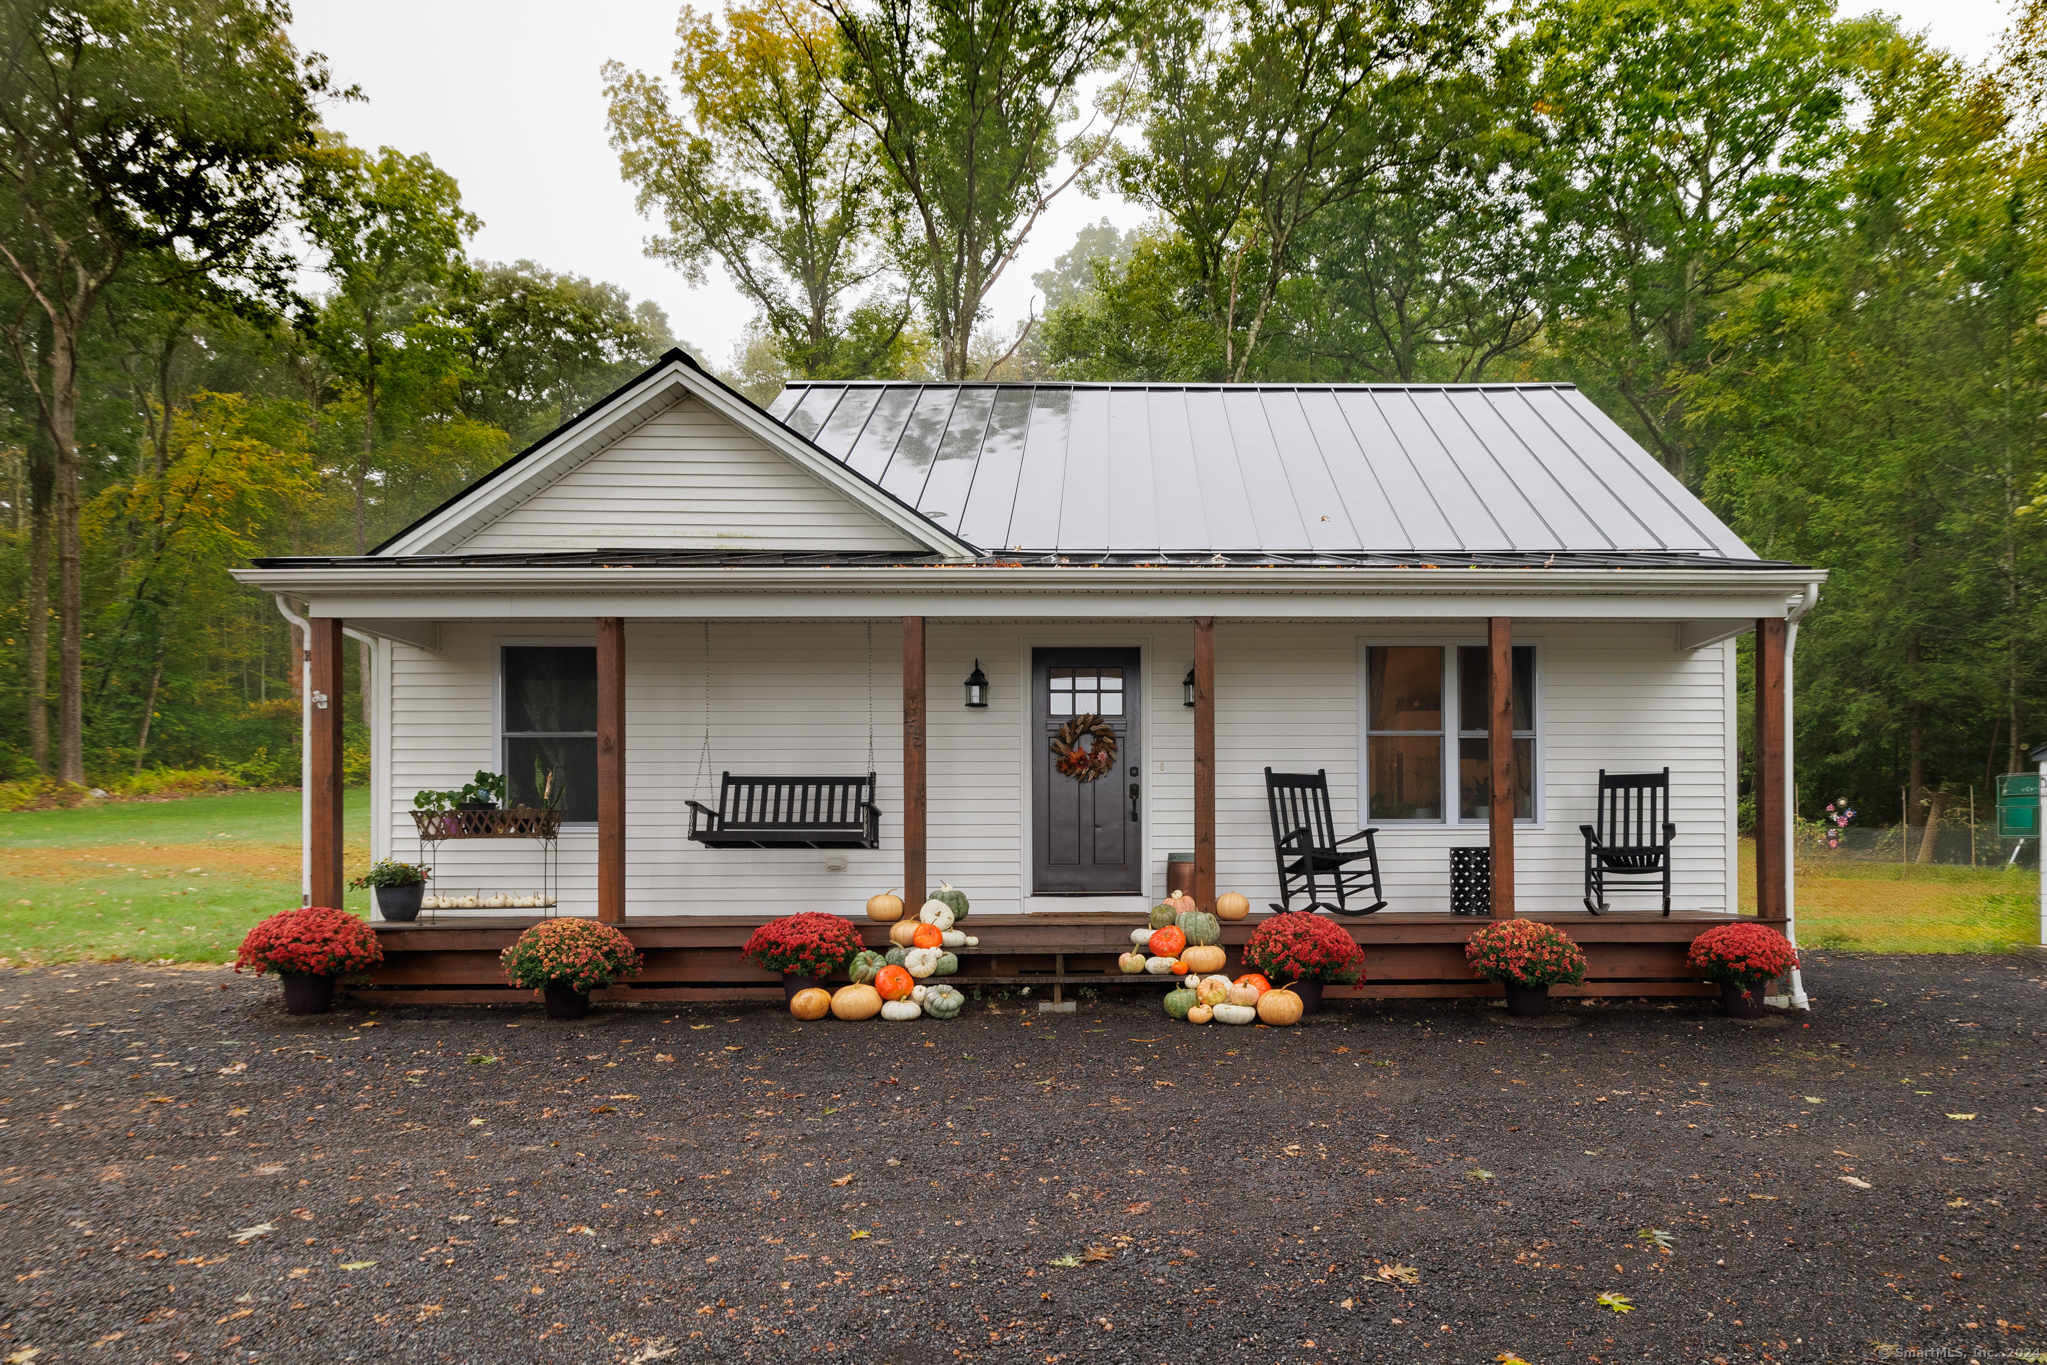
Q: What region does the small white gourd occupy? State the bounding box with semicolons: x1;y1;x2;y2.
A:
940;929;967;949
1213;1003;1257;1025
904;946;941;979
880;999;922;1021
1145;955;1178;975
1130;927;1155;946
964;936;979;948
918;901;956;931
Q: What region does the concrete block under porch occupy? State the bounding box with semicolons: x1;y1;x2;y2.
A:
346;911;1768;1008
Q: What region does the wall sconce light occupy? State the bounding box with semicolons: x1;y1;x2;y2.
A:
1182;667;1196;708
964;660;989;708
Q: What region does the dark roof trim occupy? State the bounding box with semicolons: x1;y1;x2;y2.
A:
782;380;1583;392
251;548;1812;572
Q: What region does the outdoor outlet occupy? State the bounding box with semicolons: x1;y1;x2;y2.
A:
824;855;848;873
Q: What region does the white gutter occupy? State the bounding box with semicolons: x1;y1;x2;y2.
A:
1774;578;1823;1011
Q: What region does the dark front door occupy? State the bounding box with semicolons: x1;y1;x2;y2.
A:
1032;648;1142;895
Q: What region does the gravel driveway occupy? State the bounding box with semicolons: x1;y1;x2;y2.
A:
0;952;2040;1364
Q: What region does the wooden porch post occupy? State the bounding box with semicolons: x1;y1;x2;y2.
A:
596;618;626;924
1488;616;1516;918
1193;616;1216;909
1755;617;1788;919
308;616;346;909
903;616;927;908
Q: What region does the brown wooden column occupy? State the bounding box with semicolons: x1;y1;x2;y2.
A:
1488;616;1517;918
596;618;626;924
308;616;346;909
1755;617;1788;919
902;616;927;908
1193;617;1216;909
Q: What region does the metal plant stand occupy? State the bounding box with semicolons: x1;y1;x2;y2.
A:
410;808;563;922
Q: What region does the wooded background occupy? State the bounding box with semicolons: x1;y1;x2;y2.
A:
2;0;2043;834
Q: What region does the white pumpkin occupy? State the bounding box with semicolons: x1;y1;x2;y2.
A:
964;936;978;948
1130;927;1156;946
1213;1003;1257;1025
880;999;922;1021
940;930;967;949
459;895;478;908
904;946;942;979
918;901;956;931
910;984;929;1003
1145;955;1179;975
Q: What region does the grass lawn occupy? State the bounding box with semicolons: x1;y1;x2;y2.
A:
0;787;372;966
1738;838;2038;952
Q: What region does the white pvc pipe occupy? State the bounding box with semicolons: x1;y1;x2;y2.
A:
1776;580;1822;1010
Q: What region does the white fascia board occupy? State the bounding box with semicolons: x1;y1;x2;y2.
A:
233;565;1827;623
378;360;976;560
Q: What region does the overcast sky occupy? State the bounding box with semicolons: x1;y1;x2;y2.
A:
288;0;2019;372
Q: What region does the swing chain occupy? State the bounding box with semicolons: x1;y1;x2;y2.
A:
866;620;875;775
693;620;712;801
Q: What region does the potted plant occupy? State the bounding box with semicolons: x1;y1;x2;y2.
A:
1241;914;1364;1014
235;906;384;1015
459;770;507;810
412;787;462;836
742;912;867;1001
1686;922;1798;1019
1464;920;1588;1017
499;919;643;1020
349;858;431;923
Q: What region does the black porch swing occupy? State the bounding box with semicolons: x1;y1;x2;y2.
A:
685;621;882;850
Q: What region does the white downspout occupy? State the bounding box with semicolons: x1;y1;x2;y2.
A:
274;595;313;908
1775;579;1822;1010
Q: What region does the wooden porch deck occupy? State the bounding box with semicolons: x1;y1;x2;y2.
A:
350;911;1772;1007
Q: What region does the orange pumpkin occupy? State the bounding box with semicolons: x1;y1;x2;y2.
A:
1179;943;1227;974
911;923;944;949
1234;972;1271;996
1256;987;1304;1026
1214;891;1251;920
789;987;832;1020
888;919;922;948
1171;959;1191;975
874;965;915;1001
1148;925;1187;957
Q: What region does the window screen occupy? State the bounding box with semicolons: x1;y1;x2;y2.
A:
503;646;598;822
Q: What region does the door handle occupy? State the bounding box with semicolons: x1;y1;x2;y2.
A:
1129;781;1141;822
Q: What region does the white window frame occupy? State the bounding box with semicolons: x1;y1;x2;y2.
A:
1357;636;1544;828
494;635;599;834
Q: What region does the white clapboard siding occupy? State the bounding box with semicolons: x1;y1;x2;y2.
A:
458;394;924;552
375;619;1733;917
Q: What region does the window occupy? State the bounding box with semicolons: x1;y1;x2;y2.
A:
1364;643;1537;823
1457;645;1535;821
1047;665;1124;716
502;646;598;823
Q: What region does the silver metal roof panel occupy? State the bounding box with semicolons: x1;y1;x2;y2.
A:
768;382;1755;558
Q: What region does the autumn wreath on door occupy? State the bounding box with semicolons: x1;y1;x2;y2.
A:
1051;713;1118;782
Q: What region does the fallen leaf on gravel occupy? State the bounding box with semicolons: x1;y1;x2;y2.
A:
1637;1228;1675;1250
690;1025;712;1030
230;1223;275;1244
1839;1176;1873;1190
1377;1263;1420;1285
1946;1114;1976;1120
339;1261;376;1270
469;1118;485;1126
466;1055;498;1065
1466;1169;1495;1181
1496;1355;1534;1365
1122;1201;1151;1216
7;1347;41;1362
567;1225;595;1236
628;1342;679;1363
655;1054;674;1062
831;1173;855;1187
609;1094;639;1100
215;1309;253;1324
1340;1298;1354;1310
1803;1096;1824;1104
1046;1254;1080;1267
147;1095;174;1104
848;1230;870;1240
1597;1292;1634;1313
217;1061;246;1076
1082;1245;1113;1263
590;1105;618;1114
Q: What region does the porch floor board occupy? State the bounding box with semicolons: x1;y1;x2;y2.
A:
355;911;1774;1005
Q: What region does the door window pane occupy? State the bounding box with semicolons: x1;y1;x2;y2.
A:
1369;735;1442;821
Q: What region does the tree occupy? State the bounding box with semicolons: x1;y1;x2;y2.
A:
1106;0;1491;379
300;138;478;554
1520;0;1850;480
447;260;674;446
1031;217;1134;310
606;4;911;382
0;0;328;781
808;0;1136;379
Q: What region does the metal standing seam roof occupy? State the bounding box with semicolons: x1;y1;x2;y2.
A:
765;382;1757;559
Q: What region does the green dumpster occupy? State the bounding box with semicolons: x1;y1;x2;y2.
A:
1996;773;2040;839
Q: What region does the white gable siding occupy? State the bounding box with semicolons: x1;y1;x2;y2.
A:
457;394;925;553
372;618;1734;918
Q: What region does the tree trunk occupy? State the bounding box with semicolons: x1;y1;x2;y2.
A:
1905;634;1925;830
52;335;85;786
1916;791;1944;865
133;647;167;771
25;496;50;775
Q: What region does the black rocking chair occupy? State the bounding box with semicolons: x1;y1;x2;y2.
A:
1579;768;1675;915
1264;768;1387;915
687;772;881;850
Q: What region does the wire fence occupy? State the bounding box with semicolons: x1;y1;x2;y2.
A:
1794;815;2036;871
